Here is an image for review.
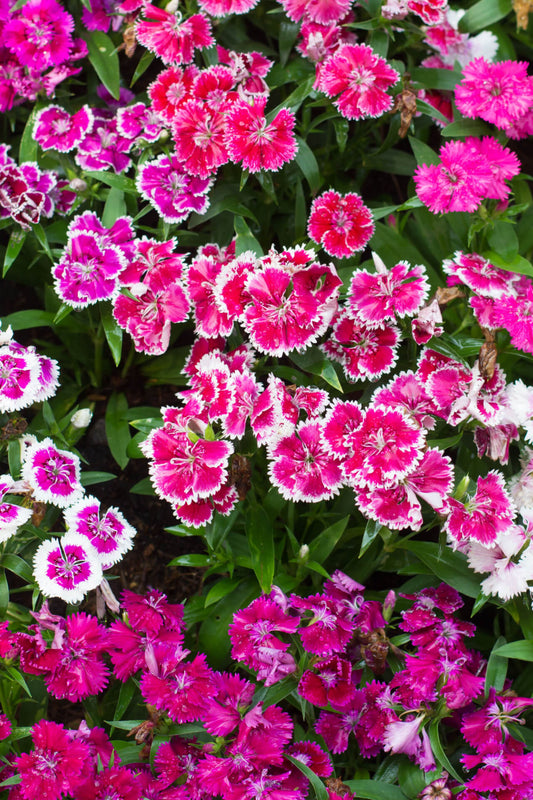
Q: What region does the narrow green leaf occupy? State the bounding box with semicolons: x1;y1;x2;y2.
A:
19;106;41;162
360;519;383;556
100;303;123;367
428;720;463;784
3;309;55;330
441;119;493;138
364;150;416;176
131;477;155;495
397;541;480;598
85;31;121;100
105;391;131;470
285;756;328;800
168;554;210;567
333;117;349;154
31;223;54;261
80;471;116;486
308;516;349;563
0;554;33;583
409;136;440;167
253;675;299;709
113;679;136;724
130;49;155;86
246;505;275;593
0;570;8;617
344;780;408;800
487;221;518;260
234;216;263;257
483;250;533;278
294;179;306;240
279;21;299;67
295;136;321;193
85;171;137;195
205;578;242;607
458;0;512;32
5;665;32;697
267;76;315;120
103;187;127;227
53;303;74;324
290;348;343;392
3;229;27;276
493;640;533;661
410;67;462;90
415;98;451;125
485;636;508;696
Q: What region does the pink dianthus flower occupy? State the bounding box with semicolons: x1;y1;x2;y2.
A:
307;190;374;258
135;6;213;65
16;720;89;800
455;58;533;129
414;140;492;214
225;96;297;173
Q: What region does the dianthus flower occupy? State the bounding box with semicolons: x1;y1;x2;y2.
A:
414;140;492;214
16;720;89;800
279;0;351;24
148;64;198;123
33;533;103;603
314;695;365;754
316;44;399;120
372;371;436;429
496;284;533;355
445;471;515;547
172;99;229;178
0;476;32;542
307;190;374;258
3;0;74;71
268;420;344;502
22;437;83;507
34;104;93;152
75;116;132;173
323;310;400;382
140;653;216;723
467;525;533;600
407;0;447;24
291;591;355;655
349;255;429;325
63;496;136;568
198;0;260;16
443;251;517;298
225;96;297;173
116;102;164;143
299;655;357;709
135;6;213;65
137;152;213;224
455;58;533;129
466;136;521;201
53;231;127;308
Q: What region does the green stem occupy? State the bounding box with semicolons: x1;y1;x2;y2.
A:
120;343;136;380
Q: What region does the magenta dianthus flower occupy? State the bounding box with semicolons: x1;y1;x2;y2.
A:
16;720;89;800
307;190;374;258
414;140;492;214
455;58;533;129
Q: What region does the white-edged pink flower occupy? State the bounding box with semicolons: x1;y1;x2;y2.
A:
136;152;213;224
323;309;400;382
188;252;235;338
0;343;40;412
250;374;299;446
445;471;515;547
225;96;298;173
443;251;518;299
0;476;32;542
321;400;364;460
174;482;239;528
53;231;126;308
372;371;436;429
33;105;94;152
344;406;426;488
349;255;429;326
64;496;136;568
307;190;374;259
467;525;533;600
21;437;84;508
269;420;344;502
116;102;164;143
33;533;103;604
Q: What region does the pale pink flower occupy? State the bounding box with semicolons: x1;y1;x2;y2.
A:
445;471;515;547
455;58;533;129
269;420;344;502
33;533;103;603
414;140;492;214
250;374;299;446
349;255;429;325
316;44;399;120
225;96;297;173
467;526;533;600
412;298;444;345
135;6;214;65
22;437;83;507
137;152;213;223
307;190;374;258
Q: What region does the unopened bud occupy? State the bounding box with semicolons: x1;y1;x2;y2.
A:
69;178;87;192
298;544;310;562
71;408;93;429
383;590;396;622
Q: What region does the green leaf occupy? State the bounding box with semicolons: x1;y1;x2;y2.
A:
415;98;451;126
344;780;408;800
234;216;263;257
493;640;533;660
428;720;463;784
290;348;343;392
113;679;136;725
53;303;74;324
364;150;416;176
168;554;210;567
285;756;328;800
441;119;493;138
31;223;54;262
0;554;33;583
332;117;349;154
410;67;462;90
80;471;116;486
105;391;131;470
131;477;155;495
0;570;8;618
84;171;137;194
486;221;519;260
4;665;32;697
458;0;512;32
19;106;41;162
279;21;299;67
130;49;155;86
483;250;533;278
485;636;508;696
308;516;349;563
100;303;123;367
246;505;275;593
2;309;55;330
295;136;321;193
103;187;127;227
267;75;315;120
3;229;27;276
85;31;121;100
205;578;242;607
397;541;480;598
360;519;383;556
253;675;299;709
409;136;440;167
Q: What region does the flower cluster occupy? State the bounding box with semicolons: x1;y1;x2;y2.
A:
0;0;86;112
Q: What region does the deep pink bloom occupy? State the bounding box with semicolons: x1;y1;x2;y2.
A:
292;592;355;655
445;471;515;547
53;231;126;308
172;99;229;178
455;58;533;128
122;588;185;634
349;257;429;325
414;140;492;213
173;481;239;527
203;672;255;736
314;696;365;754
443;251;516;298
466;136;520;200
372;371;436;430
299;655;357;709
140;653;216;722
316;44;399;120
135;6;213;65
269;421;344;502
198;0;259;16
16;720;89;800
33;534;103;603
323;309;400;382
307;190;374;258
4;0;74;71
321;400;364;460
34;105;93;152
188;251;235;338
407;0;446;24
116;102;164;143
137;152;213;223
225;96;298;173
280;0;351;22
148;64;198;123
75;116;132;173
